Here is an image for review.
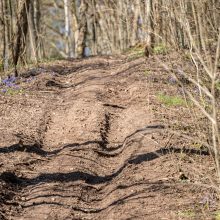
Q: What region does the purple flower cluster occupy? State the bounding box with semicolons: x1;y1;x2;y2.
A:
1;76;20;94
2;76;16;87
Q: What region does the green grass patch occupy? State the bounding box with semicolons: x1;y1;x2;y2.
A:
215;82;220;91
178;210;196;218
1;88;25;96
127;48;145;61
183;52;192;61
215;211;220;220
124;45;145;61
127;51;144;61
157;93;186;107
144;70;151;76
153;43;168;55
0;62;3;72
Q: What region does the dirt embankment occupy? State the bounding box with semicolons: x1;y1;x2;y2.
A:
0;55;217;219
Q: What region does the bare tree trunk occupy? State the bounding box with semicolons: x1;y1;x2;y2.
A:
149;0;155;47
64;0;74;57
1;0;10;71
13;0;30;76
75;0;87;57
27;0;37;63
35;0;42;59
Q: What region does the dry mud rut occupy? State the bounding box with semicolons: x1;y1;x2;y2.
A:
0;56;203;219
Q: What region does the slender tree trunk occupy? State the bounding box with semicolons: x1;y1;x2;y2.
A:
75;0;87;57
149;0;155;47
13;0;31;76
27;0;37;63
64;0;72;57
2;0;10;71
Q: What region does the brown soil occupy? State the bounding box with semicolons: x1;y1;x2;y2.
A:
0;55;218;219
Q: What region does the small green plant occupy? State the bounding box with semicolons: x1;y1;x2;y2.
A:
127;51;144;61
144;70;151;76
157;93;186;107
0;63;3;72
183;52;191;60
178;210;196;218
153;43;168;55
215;211;220;220
4;88;24;95
215;82;220;91
125;45;145;61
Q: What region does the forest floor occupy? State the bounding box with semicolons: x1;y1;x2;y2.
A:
0;52;219;219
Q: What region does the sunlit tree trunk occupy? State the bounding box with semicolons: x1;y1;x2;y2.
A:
64;0;74;57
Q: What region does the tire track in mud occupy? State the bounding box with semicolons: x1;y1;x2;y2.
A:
0;57;195;220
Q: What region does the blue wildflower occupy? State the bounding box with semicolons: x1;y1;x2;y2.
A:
6;82;15;87
2;76;17;85
2;78;8;84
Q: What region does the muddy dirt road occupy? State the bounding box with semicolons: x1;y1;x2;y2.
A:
0;56;213;219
